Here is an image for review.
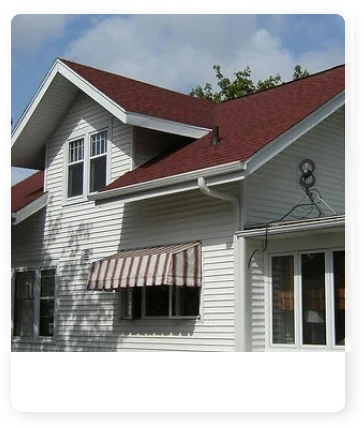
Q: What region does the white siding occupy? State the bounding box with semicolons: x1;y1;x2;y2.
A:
12;93;128;351
12;91;239;352
247;242;266;352
11;93;345;353
246;107;345;225
52;186;238;352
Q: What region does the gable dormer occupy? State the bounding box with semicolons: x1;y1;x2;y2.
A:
11;58;213;203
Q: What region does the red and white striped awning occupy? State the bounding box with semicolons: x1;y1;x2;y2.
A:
87;242;201;291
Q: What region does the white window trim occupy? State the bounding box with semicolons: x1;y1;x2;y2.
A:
267;247;345;351
63;123;111;205
118;285;202;321
11;266;58;341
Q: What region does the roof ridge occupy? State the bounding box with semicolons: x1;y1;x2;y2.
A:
219;63;345;105
59;58;215;106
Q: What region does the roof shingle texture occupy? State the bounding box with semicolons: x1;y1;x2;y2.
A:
98;64;345;191
11;171;44;213
61;59;215;129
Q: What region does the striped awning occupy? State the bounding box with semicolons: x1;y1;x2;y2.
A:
87;242;201;291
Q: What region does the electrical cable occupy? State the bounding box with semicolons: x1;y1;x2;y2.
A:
248;223;269;268
247;158;336;269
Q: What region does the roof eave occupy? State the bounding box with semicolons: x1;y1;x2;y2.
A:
88;161;247;204
237;215;345;238
243;90;345;177
11;59;211;164
88;89;345;204
12;192;48;226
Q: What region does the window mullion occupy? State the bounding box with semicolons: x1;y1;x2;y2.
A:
85;134;90;195
325;250;334;349
295;252;302;348
34;269;41;338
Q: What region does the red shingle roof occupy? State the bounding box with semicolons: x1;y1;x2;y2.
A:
61;59;215;129
101;64;345;191
19;62;343;197
11;171;44;213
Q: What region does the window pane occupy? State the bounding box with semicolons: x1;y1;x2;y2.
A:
122;288;141;319
334;251;345;345
68;162;84;197
90;156;106;192
272;256;295;344
69;139;84;163
39;300;54;337
41;269;55;297
91;131;107;157
172;286;200;316
145;285;169;316
14;271;35;337
302;253;326;345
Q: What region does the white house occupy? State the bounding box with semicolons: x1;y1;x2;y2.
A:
11;59;345;352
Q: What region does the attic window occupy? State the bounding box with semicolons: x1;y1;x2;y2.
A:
66;128;109;200
90;130;107;192
68;138;84;198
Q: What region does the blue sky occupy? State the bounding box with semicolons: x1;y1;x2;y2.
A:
11;13;345;185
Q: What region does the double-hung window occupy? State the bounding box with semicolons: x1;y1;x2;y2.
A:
13;271;35;337
12;268;56;338
68;138;85;198
39;269;56;337
89;130;107;193
270;249;345;349
67;129;108;199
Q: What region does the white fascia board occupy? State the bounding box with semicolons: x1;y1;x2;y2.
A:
125;111;210;139
237;215;345;238
90;90;345;204
88;160;246;203
11;62;59;145
59;61;211;139
242;90;345;178
57;60;128;124
12;58;211;148
12;193;48;226
98;168;247;204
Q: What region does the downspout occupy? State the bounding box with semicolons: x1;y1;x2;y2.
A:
197;176;249;352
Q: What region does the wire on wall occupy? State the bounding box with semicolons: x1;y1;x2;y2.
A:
247;158;337;269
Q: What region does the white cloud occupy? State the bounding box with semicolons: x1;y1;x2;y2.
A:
11;14;73;51
62;14;344;94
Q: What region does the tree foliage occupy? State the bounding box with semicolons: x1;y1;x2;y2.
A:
190;64;310;102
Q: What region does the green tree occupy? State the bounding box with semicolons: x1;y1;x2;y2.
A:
293;64;310;80
190;64;309;102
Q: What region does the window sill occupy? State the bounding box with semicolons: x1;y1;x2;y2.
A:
120;316;201;322
266;344;345;352
63;195;91;207
12;336;56;343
